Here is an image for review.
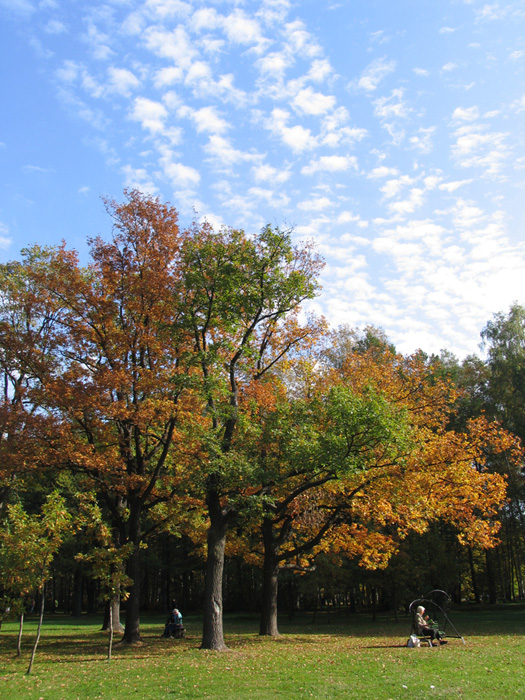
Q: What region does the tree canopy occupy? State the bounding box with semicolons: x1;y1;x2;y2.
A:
0;190;522;657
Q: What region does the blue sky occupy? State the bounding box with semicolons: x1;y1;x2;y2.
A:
1;0;525;358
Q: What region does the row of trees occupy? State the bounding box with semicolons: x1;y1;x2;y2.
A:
0;190;523;653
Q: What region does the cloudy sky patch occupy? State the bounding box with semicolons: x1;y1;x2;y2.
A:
1;0;525;359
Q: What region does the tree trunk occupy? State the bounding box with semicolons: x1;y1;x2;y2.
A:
201;490;228;651
107;603;114;661
102;594;124;633
122;509;142;644
27;584;45;675
17;612;24;656
259;519;280;636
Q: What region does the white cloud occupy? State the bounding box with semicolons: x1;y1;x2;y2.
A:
297;196;334;211
475;3;511;22
320;108;367;147
256;51;292;83
159;146;201;189
354;57;396;92
189;6;220;31
44;19;66;34
130;97;168;133
409;126;436;154
180;106;230;134
56;60;81;83
121;11;144;36
368;166;399;179
144;26;197;67
451;198;485;230
388;188;425;216
0;222;12;249
423;175;442;190
154;66;184;88
284;19;323;59
247;187;290;208
256;0;291;25
107;67;140;96
512;95;525;113
83;20;114;61
374;88;410;121
292;87;336;116
81;72;104;99
452;106;480;121
122;165;158;195
308;58;333;83
439;179;472;192
145;0;191;19
452;124;510;175
204;135;262;169
222;9;268;52
381;175;413;199
203;33;227;52
337;211;362;225
301;155;357;176
23;165;53;174
184;60;213;87
251;163;291;184
265;108;316;153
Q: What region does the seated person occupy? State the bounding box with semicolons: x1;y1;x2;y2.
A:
163;608;183;638
414;605;447;645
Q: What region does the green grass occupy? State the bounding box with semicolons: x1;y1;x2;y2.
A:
1;607;524;699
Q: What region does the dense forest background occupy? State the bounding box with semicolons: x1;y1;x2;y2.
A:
1;191;524;650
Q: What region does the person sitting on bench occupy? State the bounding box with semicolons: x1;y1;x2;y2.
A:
163;608;183;638
415;606;447;646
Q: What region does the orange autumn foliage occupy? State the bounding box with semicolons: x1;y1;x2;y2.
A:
234;342;521;578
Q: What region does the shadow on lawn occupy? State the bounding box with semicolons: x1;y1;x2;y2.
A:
1;606;524;664
0;625;200;663
276;606;525;638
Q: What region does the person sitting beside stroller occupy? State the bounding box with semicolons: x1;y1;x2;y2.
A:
162;608;184;638
415;605;447;646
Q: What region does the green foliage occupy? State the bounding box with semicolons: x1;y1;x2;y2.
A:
317;385;413;473
481;303;525;438
74;494;133;602
0;492;72;609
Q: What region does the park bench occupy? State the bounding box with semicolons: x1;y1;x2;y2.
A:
408;589;465;648
409;617;438;647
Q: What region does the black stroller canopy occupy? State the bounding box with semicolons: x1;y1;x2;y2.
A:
409;589;465;644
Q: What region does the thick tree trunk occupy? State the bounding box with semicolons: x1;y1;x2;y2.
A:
259;519;280;636
102;594;124;633
122;509;142;644
201;490;229;651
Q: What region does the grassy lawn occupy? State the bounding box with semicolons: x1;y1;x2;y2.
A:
0;607;524;699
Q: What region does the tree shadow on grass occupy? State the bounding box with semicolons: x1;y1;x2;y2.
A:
0;631;202;665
